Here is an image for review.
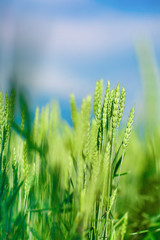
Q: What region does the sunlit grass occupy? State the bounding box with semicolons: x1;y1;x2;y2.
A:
0;80;135;240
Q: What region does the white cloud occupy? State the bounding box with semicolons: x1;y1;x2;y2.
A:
1;12;160;59
30;68;94;99
26;0;89;6
52;0;87;4
50;16;160;57
0;11;160;98
7;13;159;59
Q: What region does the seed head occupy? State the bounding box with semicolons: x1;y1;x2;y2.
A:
117;87;126;128
70;94;78;129
108;89;115;120
122;106;135;151
102;81;110;130
94;79;103;126
112;83;120;135
9;89;16;125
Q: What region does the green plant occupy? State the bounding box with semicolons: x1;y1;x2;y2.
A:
116;43;160;240
0;80;134;239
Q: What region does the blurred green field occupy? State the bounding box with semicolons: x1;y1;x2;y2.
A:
116;44;160;239
0;45;160;240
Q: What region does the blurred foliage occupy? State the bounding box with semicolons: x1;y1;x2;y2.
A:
0;81;134;239
116;43;160;239
0;43;159;240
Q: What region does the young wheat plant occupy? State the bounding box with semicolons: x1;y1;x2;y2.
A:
0;80;134;240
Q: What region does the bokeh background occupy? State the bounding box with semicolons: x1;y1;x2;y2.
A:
0;0;160;123
0;1;160;238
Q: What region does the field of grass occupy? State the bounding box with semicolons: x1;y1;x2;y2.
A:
0;48;159;240
0;80;135;239
116;46;160;240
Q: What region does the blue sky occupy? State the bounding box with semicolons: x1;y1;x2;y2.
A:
0;0;160;123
